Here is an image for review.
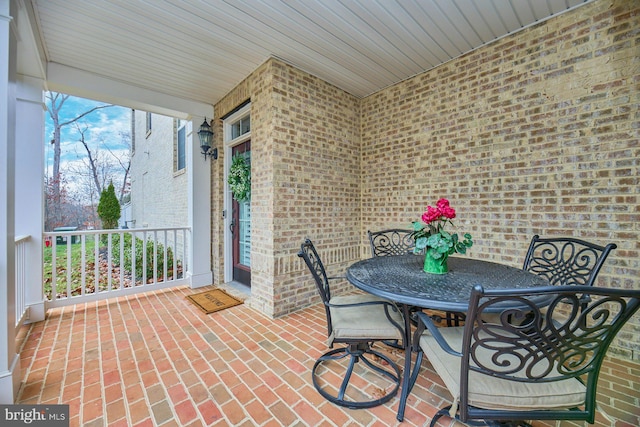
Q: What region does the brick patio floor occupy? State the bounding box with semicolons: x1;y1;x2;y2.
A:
15;285;640;426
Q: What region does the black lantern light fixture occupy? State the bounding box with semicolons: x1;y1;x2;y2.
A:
197;117;217;160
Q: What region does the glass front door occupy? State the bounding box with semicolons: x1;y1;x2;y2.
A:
231;141;251;286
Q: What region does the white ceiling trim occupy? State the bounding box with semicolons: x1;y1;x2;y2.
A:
46;63;213;119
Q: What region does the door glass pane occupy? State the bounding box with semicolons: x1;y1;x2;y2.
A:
239;200;251;267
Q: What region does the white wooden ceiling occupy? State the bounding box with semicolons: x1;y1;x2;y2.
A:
26;0;592;107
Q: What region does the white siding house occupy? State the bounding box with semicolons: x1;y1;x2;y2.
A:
129;111;188;229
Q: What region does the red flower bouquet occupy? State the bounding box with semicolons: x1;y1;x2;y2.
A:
412;198;473;272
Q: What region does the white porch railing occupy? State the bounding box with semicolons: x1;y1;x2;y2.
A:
15;235;30;331
43;227;190;308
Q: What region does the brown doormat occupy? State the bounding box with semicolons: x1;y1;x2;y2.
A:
186;288;243;314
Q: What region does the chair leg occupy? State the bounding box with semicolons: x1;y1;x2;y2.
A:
430;407;488;427
312;342;401;409
429;405;533;427
382;339;403;349
430;407;450;427
337;347;358;401
385;305;420;349
484;421;532;427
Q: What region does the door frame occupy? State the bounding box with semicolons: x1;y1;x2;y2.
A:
222;104;251;284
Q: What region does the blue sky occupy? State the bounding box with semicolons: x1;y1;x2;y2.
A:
45;94;131;201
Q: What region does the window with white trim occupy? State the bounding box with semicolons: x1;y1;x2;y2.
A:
175;119;186;171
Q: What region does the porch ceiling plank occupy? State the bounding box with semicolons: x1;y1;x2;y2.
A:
396;1;464;62
228;0;409;85
274;2;412;90
40;4;244;76
26;0;594;106
524;0;554;23
130;0;268;63
425;0;479;53
37;1;259;93
474;4;510;38
181;1;381;97
208;0;402;92
455;1;501;42
513;5;536;27
311;0;427;76
369;1;449;66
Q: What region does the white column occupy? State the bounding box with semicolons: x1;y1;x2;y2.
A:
187;118;213;287
0;0;21;404
15;75;45;322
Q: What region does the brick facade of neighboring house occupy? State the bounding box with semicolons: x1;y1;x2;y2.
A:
130;111;188;229
213;0;639;359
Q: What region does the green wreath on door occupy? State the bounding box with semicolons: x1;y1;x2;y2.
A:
228;154;251;202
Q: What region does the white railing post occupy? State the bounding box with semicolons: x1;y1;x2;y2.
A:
94;233;100;294
107;233;113;292
65;239;72;298
14;235;30;331
119;232;125;287
51;239;57;298
80;235;86;296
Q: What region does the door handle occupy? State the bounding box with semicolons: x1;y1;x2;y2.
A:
230;218;236;235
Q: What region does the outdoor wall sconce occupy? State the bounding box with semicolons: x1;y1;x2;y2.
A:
197;117;217;160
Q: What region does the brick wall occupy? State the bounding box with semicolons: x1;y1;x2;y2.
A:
214;59;360;317
360;0;639;359
214;0;638;358
269;60;361;316
214;62;272;314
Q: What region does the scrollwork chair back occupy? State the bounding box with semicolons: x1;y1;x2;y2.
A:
523;235;616;287
367;229;416;257
410;284;640;427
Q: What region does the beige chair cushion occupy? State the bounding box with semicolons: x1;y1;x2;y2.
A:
420;326;586;411
328;294;404;346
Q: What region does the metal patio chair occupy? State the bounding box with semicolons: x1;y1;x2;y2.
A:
523;235;617;311
367;229;416;257
298;238;405;409
408;284;640;427
368;229;423;343
368;228;462;327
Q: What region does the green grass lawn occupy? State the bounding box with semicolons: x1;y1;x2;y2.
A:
43;235;98;299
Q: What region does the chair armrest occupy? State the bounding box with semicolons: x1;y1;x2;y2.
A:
413;311;461;357
326;298;401;317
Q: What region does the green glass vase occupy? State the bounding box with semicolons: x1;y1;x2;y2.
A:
423;249;449;274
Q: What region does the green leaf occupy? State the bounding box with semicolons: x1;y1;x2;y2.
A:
415;236;428;249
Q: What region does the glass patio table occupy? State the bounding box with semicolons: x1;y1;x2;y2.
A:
345;254;550;422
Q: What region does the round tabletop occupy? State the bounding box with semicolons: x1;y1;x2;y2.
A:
346;255;550;312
